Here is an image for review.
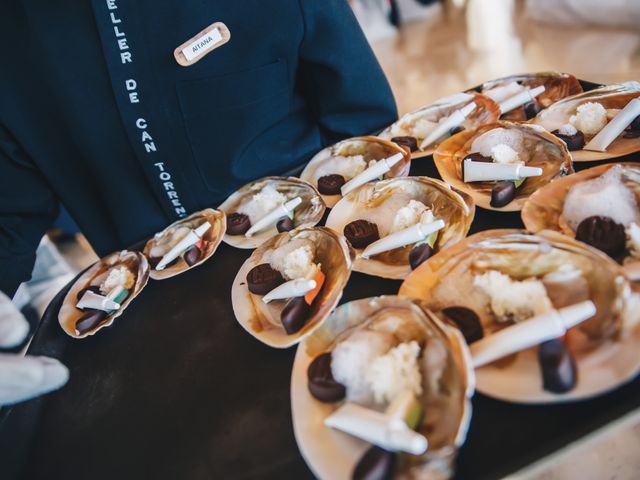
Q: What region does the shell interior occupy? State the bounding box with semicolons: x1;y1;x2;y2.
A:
231;226;354;348
219;177;325;249
143;208;226;280
434;121;573;212
325;177;475;280
58;250;150;338
300;136;411;208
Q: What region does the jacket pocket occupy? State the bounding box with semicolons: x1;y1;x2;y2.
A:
176;58;289;194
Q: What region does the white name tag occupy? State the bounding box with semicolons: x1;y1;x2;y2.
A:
174;22;230;67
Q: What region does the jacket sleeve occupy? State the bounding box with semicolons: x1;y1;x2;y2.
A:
0;124;59;297
297;0;398;143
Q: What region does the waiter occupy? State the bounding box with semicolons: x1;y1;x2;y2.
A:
0;0;397;296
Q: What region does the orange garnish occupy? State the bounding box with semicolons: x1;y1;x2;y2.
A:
305;270;325;305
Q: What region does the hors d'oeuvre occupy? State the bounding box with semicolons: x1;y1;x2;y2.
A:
300;136;411;208
400;230;640;403
532;81;640;161
143;209;225;280
325;177;474;279
219;177;325;249
522;163;640;280
231;227;353;348
434;121;572;211
291;296;473;480
59;250;149;338
378;92;500;157
474;72;583;122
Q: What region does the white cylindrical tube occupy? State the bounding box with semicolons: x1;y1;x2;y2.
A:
340;152;405;197
471;300;596;368
76;290;121;312
463;159;542;182
419;102;477;150
245;197;302;237
262;278;316;304
499;85;545;115
156;221;211;270
361;219;445;258
483;82;525;103
324;403;428;455
584;98;640;152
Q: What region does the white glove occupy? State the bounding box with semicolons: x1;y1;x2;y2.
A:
0;292;69;406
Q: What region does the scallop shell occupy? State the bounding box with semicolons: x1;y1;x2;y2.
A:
434;121;573;211
219;177;326;249
378;92;501;157
522;162;640;240
300;136;411;208
292;295;474;479
399;230;640;402
325;177;475;279
58;250;150;339
143;208;226;280
477;71;583;122
531;81;640;162
231;226;354;348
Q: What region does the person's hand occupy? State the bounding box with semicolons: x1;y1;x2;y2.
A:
0;292;68;406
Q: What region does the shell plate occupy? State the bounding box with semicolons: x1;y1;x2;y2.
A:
300;136;412;208
143;208;226;280
292;295;474;480
434;121;573;211
325;177;475;279
219;177;326;249
231;226;354;348
58;250;150;339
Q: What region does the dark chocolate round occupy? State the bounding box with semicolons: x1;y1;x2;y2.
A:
623;129;640;139
149;255;179;270
183;245;203;266
538;338;577;394
76;285;101;303
75;309;108;334
307;352;346;403
630;115;640;131
449;125;465;136
353;446;396;480
317;174;346;195
226;212;251;235
442;306;484;344
575;215;626;257
246;263;284;295
344;220;380;249
281;296;311;335
276;216;295;233
390;136;418;152
409;243;433;270
464;152;493;163
490;181;517;208
551;129;585;151
523;101;542;120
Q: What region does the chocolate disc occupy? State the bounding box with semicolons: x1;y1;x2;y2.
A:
575;215;626;257
390;136;418;152
353;446;396;480
344;220;380;249
464;152;493;163
630;115;640;131
408;243;433;270
281;296;311;335
226;212;251;235
490;181;517;208
449;125;465;136
276;216;295;233
307;352;346;403
246;263;285;295
523;100;542;120
149;255;179;270
76;285;101;303
183;245;202;266
623;129;640;139
442;306;483;344
538;338;577;394
75;309;108;335
317;174;346;195
551;129;585;151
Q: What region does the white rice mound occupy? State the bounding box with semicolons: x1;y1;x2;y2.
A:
237;184;287;223
366;341;423;405
330;330;393;405
471;128;529;163
563;166;640;231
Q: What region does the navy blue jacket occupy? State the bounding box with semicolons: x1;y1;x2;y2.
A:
0;0;397;295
